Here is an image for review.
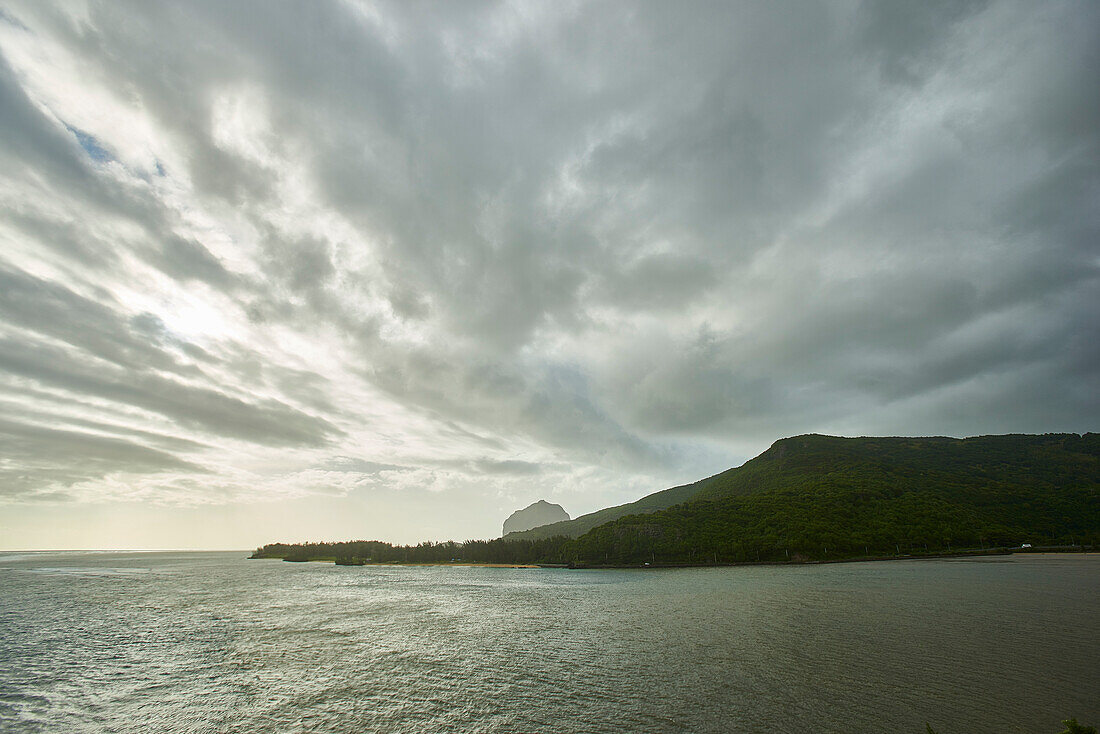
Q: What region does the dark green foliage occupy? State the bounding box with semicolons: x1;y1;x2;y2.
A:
568;433;1099;565
252;535;573;565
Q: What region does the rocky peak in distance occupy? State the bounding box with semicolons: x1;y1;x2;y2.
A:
502;500;570;536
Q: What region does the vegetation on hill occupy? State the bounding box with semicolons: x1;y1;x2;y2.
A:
570;433;1099;564
253;433;1099;566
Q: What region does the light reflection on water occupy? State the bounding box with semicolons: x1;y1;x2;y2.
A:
0;551;1096;733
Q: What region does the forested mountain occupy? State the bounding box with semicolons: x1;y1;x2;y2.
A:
253;433;1099;566
570;433;1100;564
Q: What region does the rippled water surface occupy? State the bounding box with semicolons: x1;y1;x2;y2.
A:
0;552;1096;733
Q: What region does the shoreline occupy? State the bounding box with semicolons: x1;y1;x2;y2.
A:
253;546;1097;569
568;548;1098;570
269;558;543;568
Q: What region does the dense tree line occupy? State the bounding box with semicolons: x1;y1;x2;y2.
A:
253;433;1099;566
251;536;573;565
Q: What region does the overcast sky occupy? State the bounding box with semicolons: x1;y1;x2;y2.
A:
1;0;1097;549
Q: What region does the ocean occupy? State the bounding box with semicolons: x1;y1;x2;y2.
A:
1;551;1096;733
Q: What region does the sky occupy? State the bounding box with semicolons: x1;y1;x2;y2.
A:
0;1;1097;550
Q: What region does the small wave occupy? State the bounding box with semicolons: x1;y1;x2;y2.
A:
20;567;155;577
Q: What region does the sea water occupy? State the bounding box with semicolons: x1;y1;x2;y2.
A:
1;551;1096;733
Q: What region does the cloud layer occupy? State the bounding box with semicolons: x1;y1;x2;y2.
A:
0;1;1097;543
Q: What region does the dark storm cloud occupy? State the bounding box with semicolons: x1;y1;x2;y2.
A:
0;267;193;375
1;207;121;268
0;415;207;500
0;51;91;184
0;47;237;290
857;0;993;84
0;337;339;448
0;0;1096;509
0;263;340;454
362;349;660;467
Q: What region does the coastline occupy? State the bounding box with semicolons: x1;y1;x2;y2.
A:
265;558;543;568
568;548;1098;570
252;546;1097;569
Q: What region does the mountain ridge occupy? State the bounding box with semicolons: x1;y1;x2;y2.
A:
568;432;1099;563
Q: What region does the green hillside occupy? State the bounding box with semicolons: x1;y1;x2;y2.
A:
569;433;1100;564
